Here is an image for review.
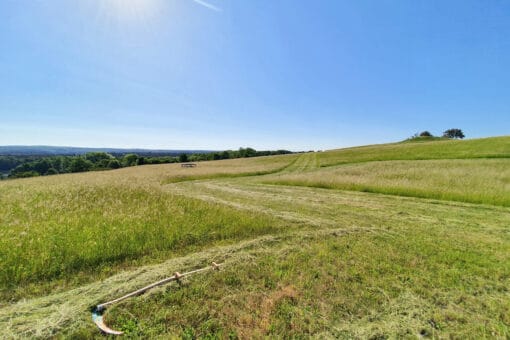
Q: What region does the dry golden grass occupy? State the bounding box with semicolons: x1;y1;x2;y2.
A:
0;152;298;188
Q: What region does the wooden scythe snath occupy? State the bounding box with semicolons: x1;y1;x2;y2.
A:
92;262;221;335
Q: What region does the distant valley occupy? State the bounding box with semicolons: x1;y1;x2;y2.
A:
0;145;214;157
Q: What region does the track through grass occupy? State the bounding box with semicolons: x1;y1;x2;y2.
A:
262;158;510;206
83;185;510;338
1;136;509;338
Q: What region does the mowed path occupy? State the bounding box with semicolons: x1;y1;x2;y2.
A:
2;227;375;339
165;178;510;237
279;152;319;173
163;152;508;233
2;153;509;338
3;176;509;338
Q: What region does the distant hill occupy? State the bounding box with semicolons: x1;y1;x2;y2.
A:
0;145;215;157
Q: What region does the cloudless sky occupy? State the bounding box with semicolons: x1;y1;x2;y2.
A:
0;0;509;150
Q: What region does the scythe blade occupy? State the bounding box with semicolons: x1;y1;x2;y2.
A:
90;262;221;335
92;307;123;335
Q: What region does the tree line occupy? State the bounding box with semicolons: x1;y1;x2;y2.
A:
409;128;465;140
0;156;35;173
4;148;293;179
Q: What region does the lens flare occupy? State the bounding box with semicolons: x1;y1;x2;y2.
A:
99;0;162;23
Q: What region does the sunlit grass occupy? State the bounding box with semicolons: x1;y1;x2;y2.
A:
0;155;298;299
318;135;510;167
56;186;509;339
100;226;510;338
1;137;510;338
264;158;510;206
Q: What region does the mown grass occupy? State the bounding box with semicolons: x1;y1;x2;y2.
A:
1;137;510;338
60;191;510;339
103;234;508;339
263;158;510;206
318;135;510;167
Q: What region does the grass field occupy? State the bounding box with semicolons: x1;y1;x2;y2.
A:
1;136;509;338
317;135;510;167
0;155;298;300
263;158;510;206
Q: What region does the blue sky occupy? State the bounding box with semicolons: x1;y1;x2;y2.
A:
0;0;509;150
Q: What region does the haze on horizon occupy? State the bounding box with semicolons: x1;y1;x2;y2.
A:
0;0;509;151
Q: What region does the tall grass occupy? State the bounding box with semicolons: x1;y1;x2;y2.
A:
0;184;284;292
2;137;510;338
263;158;510;206
0;155;298;296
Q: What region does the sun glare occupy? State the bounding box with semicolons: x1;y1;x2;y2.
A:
101;0;162;22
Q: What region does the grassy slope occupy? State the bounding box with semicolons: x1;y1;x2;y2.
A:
4;185;509;338
0;155;298;300
318;135;510;167
1;137;509;338
264;158;510;206
264;136;510;206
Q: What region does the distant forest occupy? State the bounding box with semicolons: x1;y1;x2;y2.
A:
1;148;293;179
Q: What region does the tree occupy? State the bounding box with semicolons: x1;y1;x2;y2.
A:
238;147;257;158
179;153;189;163
122;154;139;167
84;152;113;164
45;168;58;176
419;131;433;137
11;163;33;176
136;156;146;165
33;159;52;175
245;147;257;157
443;129;465;139
107;159;121;169
69;157;93;173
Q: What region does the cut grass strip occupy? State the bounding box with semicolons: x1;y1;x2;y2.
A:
262;158;510;207
67;220;509;339
0;228;372;339
2;182;509;338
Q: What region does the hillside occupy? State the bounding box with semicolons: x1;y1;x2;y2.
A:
0;137;509;338
318;135;510;167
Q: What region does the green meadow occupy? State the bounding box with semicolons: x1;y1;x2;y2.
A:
317;136;510;166
263;158;510;206
0;136;509;338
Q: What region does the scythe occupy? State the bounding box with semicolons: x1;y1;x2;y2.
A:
92;262;221;335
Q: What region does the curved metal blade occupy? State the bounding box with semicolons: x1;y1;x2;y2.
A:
90;263;222;335
92;308;123;335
